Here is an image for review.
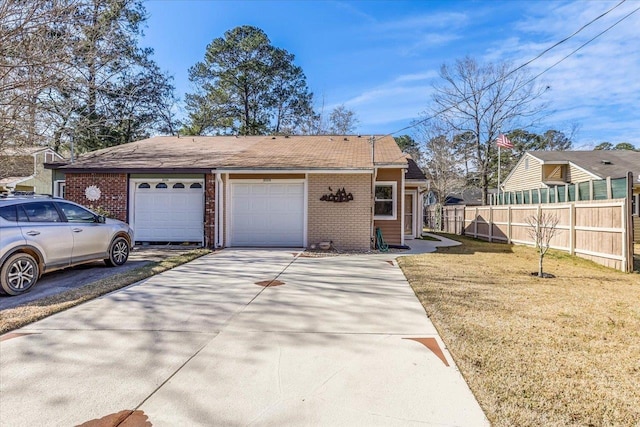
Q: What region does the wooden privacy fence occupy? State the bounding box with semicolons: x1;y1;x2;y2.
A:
463;199;633;272
424;206;465;235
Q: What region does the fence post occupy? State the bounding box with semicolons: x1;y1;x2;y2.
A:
589;180;594;200
536;204;542;247
606;176;612;199
489;205;493;242
625;171;634;272
507;205;512;244
474;207;478;238
569;202;576;255
453;208;457;234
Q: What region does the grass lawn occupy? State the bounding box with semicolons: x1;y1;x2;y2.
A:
399;235;640;426
0;249;211;335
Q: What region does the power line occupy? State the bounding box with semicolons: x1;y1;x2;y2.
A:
507;0;627;78
521;3;640;89
376;0;635;143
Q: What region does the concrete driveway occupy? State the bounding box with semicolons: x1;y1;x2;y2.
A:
0;237;488;426
0;247;193;310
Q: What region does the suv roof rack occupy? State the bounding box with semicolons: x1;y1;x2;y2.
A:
0;193;59;199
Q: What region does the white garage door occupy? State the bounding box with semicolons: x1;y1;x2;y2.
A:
133;180;204;243
230;182;304;247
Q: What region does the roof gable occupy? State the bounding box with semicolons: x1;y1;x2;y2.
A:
1;146;59;157
527;150;640;179
405;156;426;180
502;152;541;185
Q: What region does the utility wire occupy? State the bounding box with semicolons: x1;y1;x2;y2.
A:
506;0;627;78
374;0;635;144
521;3;640;89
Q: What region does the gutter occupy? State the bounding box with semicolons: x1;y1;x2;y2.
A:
215;173;224;248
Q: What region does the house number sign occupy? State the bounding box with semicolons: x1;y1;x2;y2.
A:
320;187;354;202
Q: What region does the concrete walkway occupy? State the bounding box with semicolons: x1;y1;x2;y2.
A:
0;237;487;426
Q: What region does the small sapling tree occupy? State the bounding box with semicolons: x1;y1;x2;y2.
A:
525;211;560;278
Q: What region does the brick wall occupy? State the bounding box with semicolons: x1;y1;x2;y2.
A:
204;173;216;248
65;173;128;222
307;174;372;251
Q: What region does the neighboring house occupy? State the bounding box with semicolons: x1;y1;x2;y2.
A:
0;146;65;195
424;188;483;207
444;188;483;206
502;150;640;224
51;135;428;250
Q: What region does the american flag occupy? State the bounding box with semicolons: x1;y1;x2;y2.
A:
496;133;514;149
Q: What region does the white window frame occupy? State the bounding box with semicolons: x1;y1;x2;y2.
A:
54;180;66;198
374;181;397;220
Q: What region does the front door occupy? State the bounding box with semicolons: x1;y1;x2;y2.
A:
404;193;415;238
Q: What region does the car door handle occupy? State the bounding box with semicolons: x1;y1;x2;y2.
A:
72;228;83;233
26;231;40;236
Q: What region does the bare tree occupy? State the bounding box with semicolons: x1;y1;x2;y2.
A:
525;211;560;278
0;0;76;152
429;56;548;204
414;122;464;204
1;0;176;158
328;104;358;134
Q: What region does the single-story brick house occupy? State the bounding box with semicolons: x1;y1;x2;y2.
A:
51;135;427;250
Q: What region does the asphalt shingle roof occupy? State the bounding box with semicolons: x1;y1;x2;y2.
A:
529;150;640;179
405;156;426;180
60;135;407;171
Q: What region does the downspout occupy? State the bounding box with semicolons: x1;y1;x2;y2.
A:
372;167;378;248
215;173;223;248
371;135;377;249
401;169;405;246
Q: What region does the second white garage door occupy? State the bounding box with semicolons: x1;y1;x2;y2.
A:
230;182;304;247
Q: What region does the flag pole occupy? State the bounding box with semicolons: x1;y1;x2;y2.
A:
497;137;501;205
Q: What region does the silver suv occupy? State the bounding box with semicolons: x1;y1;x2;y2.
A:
0;196;134;295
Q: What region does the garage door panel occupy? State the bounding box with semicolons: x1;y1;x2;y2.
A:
231;182;304;247
133;181;204;242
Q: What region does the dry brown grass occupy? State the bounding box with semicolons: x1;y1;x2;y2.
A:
0;249;211;334
399;235;640;426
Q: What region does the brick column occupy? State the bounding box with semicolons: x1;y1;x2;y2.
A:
204;173;216;248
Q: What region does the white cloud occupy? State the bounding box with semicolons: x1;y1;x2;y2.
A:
320;1;640;143
393;71;438;83
332;74;436;129
377;12;469;32
486;0;640;145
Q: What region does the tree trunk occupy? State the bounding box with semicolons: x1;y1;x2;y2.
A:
538;253;544;277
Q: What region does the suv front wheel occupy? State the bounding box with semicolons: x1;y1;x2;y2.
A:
104;236;129;267
1;253;40;295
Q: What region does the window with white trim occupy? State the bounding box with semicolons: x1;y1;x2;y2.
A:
374;181;396;220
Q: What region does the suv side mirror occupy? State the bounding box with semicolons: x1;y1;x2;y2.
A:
97;215;106;223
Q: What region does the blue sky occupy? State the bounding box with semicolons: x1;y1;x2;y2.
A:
142;0;640;148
